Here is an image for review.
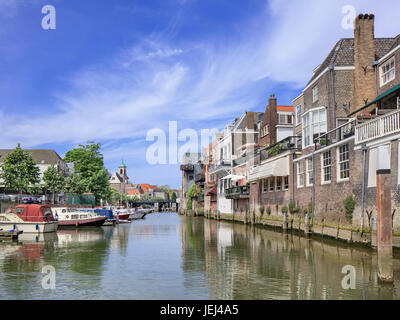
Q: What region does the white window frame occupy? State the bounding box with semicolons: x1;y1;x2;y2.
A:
283;176;289;190
337;143;350;182
306;157;313;186
302;107;327;148
297;161;304;188
321;150;332;184
380;56;395;87
312;85;319;103
296;105;302;126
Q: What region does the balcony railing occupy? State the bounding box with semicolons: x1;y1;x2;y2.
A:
314;119;356;150
225;185;250;199
260;136;300;162
208;160;231;174
180;164;194;171
355;109;400;144
195;173;205;183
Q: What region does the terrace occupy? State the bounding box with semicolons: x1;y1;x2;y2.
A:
225;185;250;199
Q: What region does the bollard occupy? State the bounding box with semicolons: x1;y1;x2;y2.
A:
376;145;393;282
283;212;288;231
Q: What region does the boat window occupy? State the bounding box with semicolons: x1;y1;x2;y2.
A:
15;208;24;215
71;214;79;219
43;208;52;216
80;215;87;219
62;209;66;213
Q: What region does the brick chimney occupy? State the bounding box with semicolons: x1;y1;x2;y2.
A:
259;94;278;147
352;13;376;114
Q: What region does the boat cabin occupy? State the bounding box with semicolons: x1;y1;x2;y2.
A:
9;205;55;222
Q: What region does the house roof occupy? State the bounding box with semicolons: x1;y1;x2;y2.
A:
139;184;157;192
0;149;63;165
109;172;123;183
306;37;400;87
127;189;141;196
277;106;294;112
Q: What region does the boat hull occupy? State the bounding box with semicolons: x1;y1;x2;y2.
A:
0;221;58;233
130;212;147;220
57;217;106;228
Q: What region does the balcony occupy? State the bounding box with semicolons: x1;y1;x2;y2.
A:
314;119;356;150
225;185;250;199
195;173;205;184
208;160;231;174
355;109;400;145
232;150;259;167
180;164;194;171
260;136;300;162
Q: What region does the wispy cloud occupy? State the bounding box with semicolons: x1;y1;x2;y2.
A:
1;0;400;187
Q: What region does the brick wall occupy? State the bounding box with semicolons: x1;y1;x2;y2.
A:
352;14;376;113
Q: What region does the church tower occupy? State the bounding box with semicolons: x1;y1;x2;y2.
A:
118;160;128;183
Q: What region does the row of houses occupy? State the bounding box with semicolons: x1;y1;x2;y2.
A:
109;161;176;200
180;13;400;232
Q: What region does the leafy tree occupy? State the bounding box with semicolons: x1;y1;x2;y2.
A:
171;192;177;202
0;144;40;198
64;142;110;205
43;165;65;204
65;173;85;195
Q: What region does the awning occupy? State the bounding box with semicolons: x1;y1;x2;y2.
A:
205;186;217;196
248;156;289;182
348;83;400;117
222;174;244;180
231;175;245;182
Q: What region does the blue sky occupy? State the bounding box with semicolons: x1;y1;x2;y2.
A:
1;0;400;189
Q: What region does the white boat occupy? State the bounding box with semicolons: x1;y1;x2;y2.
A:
52;207;106;227
129;208;149;220
0;204;58;233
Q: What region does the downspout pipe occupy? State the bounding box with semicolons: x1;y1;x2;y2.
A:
329;64;336;133
361;143;368;233
291;148;296;201
311;149;316;221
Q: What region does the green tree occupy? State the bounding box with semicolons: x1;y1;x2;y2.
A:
64;142;110;205
171;192;177;202
0;144;40;199
43;165;66;204
65;173;85;195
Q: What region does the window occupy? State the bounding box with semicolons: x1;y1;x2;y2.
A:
380;57;395;86
303;113;310;147
296;105;302;125
306;158;313;186
338;144;350;180
283;176;289;190
312;85;319;103
15;208;24;215
322;151;331;183
302;108;327;148
297;161;304;187
276;177;282;191
269;177;275;191
262;179;268;192
279;114;293;125
262;125;269;137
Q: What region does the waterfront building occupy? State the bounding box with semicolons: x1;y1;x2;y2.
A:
179;152;203;210
292;13;400;230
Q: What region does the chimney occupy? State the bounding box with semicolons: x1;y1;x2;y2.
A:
352;13;376;114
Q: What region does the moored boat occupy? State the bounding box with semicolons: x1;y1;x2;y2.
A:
129;208;148;220
52;207;106;228
0;204;58;233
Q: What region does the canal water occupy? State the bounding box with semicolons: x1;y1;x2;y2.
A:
0;212;400;299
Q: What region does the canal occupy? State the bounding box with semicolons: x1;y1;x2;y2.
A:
0;212;399;299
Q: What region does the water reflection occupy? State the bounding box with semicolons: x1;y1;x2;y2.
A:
0;214;399;299
180;217;400;300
